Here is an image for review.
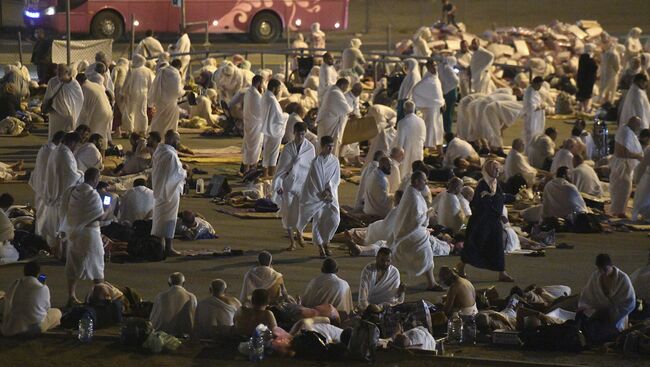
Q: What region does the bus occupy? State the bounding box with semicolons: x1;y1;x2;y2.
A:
23;0;349;43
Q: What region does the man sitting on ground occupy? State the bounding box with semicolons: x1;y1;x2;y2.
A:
301;258;354;315
630;251;650;305
234;288;277;336
578;254;636;344
550;138;578;174
358;248;405;311
527;127;557;170
150;272;198;336
193;279;242;339
431;177;467;233
504;138;539;191
240;251;288;305
1;261;62;336
175;210;217;240
542;166;588;221
443;132;479;169
439;266;478;316
117;178;154;226
363;157;394;218
572;154;604;197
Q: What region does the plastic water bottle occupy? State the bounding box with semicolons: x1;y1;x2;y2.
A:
195;178;205;194
461;315;477;344
248;326;265;361
78;313;94;343
446;312;463;344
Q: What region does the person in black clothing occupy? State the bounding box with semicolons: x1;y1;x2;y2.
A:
31;28;53;85
456;159;515;282
442;0;460;31
0;87;21;120
576;44;598;113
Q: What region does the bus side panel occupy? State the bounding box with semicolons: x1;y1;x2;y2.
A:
184;0;236;34
122;0;173;34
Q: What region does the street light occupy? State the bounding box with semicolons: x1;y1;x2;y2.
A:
334;22;341;29
133;20;140;27
212;20;219;26
295;18;302;27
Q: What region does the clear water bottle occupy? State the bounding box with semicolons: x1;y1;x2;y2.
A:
461;314;477;344
78;313;94;343
248;326;265;361
195;178;205;194
446;312;463;344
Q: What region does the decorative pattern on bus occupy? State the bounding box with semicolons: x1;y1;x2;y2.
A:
218;0;322;32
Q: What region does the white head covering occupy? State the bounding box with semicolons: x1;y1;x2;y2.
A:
629;27;643;38
350;38;362;48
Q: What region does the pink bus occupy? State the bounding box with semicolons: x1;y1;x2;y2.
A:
23;0;349;43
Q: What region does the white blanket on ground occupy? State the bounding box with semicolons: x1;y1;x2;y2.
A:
150;285;197;336
572;163;604;197
394;113;426;180
412;73;445;147
505;149;537;188
397;59;421;100
297;154;341;246
579;267;636;331
358;263;403;310
151;144;186;238
44;77;84;139
272;140;316;230
388;186;434;277
630;265;650;301
316;87;353;156
75;142;103;172
302;273;354;313
239;266;284;303
443;137;477;168
470;47;495;94
542;178;587;219
78;81;113;144
118;186;154;225
149;66;184;136
404;326;436;351
42;145;83;242
60;183;104;280
619;84;650;129
193;296;241;339
522;86;545;146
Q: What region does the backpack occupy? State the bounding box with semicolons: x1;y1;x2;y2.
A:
570;213;603;233
347;320;380;362
88;300;123;329
291;330;329;360
127;220;166;262
520;322;587;352
254;198;279;213
60;306;98;329
120;317;154;347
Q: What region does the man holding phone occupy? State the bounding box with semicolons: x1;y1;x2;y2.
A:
59;168;106;305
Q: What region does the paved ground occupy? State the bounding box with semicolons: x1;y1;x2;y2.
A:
0;115;649;366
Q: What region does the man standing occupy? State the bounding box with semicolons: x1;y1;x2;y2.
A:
272;122;316;251
455;40;473;97
31;28;53;85
469;38;495;94
60;168;105;305
242;75;264;173
412;60;445;155
30;131;65;237
121;54;154;135
395;101;426;180
151;130;187;256
599;40;621;105
316;78;353;157
149;64;184;136
41;132;83;250
610;116;644;218
358;248;405;311
620;73;650;130
440;56;459;134
43;64;84;140
441;0;460;30
318;52;338;103
76;74;113;147
261;79;289;177
135;30;165;59
298;136;341;258
174;28;192;81
522;77;546;146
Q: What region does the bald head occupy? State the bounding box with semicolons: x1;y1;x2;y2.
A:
168;272;185;286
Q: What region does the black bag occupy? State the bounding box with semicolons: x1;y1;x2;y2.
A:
120;317;154;347
254;198;279;213
291;330;329;360
127;220;166;262
520;322;587;352
60;306;97;329
347;320;380;362
570;213;602;233
207;175;232;197
101;222;132;242
11;230;49;260
89;300;123;328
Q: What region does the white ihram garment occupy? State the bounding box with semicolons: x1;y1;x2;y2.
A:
174;33;191;80
301;273;354;313
297;154;341;246
397;59;421;100
365;104;397;169
470;47;496;94
242;86;264;165
60;183;104;280
630;265;650;301
193;296;241;339
504;149;537;188
579;267;636;331
122;55;154;133
75;142;103;172
633;147;650;220
43;77;83;140
316;86;353;156
239;266;284;303
118;186;154;225
443;137;477;168
150;285;197;336
541;178;587;219
30;142;56;236
412;72;445;147
134;36;165;58
549;148;574;174
610;126;643;214
272;139;316;230
599;47;621;104
358;263;403;310
78;81;113;145
394;113;426;180
619;83;650;130
522;86;545;146
354;161;378;210
151;144;186;238
572;162;604;197
261;90;289;167
318;63;338;103
148;66;184;136
363;168;393;218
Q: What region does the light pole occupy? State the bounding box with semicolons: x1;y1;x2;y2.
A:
66;0;71;66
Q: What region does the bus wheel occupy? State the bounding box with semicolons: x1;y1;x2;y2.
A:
250;12;281;43
91;11;124;40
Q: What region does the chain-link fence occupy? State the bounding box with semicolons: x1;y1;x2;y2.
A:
51;39;113;65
